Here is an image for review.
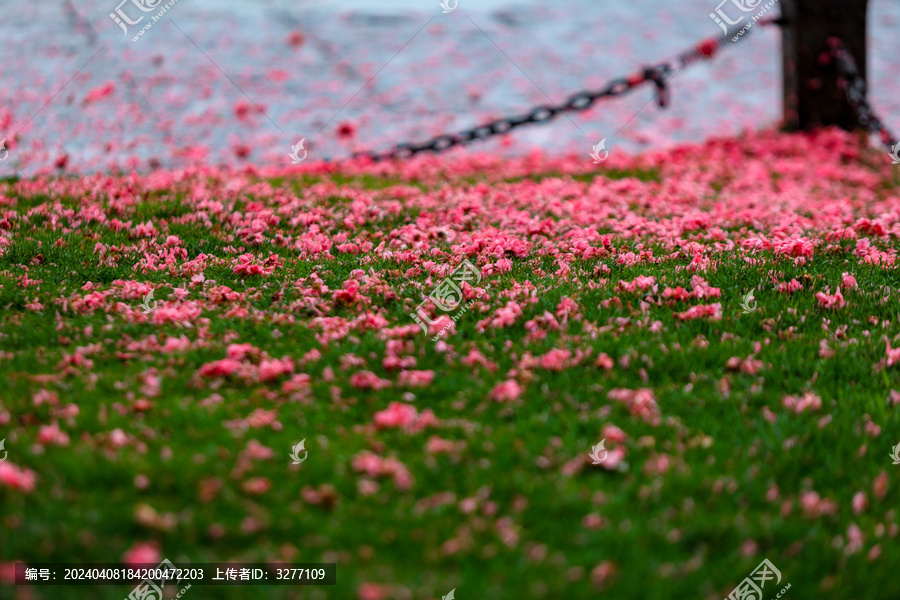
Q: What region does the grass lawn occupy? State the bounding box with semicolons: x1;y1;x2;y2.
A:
1;128;899;600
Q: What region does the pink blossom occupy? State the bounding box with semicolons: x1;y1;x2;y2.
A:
108;429;129;448
594;353;614;370
243;440;274;461
842;272;858;289
815;288;846;309
150;302;203;325
0;563;17;584
349;371;391;390
198;358;242;378
425;436;464;454
776;278;804;294
690;275;720;299
397;370;434;387
357;583;389;600
33;390;58;406
617;275;657;293
725;356;764;375
352;451;414;490
286;31;306;47
643;453;671;475
799;491;838;517
140;371;161;397
282;373;312;393
782;392;822;413
662;286;691;301
461;349;497;371
884;342;900;368
357;479;380;496
607;388;661;426
227;344;257;360
241;477;271;495
336;121;357;140
246;408;277;429
259;357;294;382
675;303;722;321
601;424;627;443
122;542;160;565
592;445;622;470
489;379;525;402
84;82;115;104
590;561;618;589
556;296;578;318
539;348;573;371
0;462;37;492
38;422;70;446
477;301;523;331
845;523;865;555
887;390;900;407
864;417;881;437
582;513;606;529
373;402;437;432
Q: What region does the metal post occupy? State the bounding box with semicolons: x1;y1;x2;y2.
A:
781;0;869;131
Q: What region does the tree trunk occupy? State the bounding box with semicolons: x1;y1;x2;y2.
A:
781;0;869;131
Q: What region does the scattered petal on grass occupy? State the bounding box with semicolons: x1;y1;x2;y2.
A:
122;542;160;565
373;402;438;432
0;462;37;492
489;380;525;402
783;392;822;414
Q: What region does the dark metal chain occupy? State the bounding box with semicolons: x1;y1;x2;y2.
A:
352;23;781;162
346;20;898;163
828;37;897;151
353;63;672;162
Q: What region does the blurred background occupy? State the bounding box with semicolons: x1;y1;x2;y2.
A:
0;0;896;175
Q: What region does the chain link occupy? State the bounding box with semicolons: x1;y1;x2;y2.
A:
353;65;679;162
348;21;897;162
350;27;771;162
351;19;821;162
827;37;897;151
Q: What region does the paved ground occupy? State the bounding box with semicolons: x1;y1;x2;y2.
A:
0;0;897;174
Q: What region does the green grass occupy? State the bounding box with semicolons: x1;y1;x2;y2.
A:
1;165;899;600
